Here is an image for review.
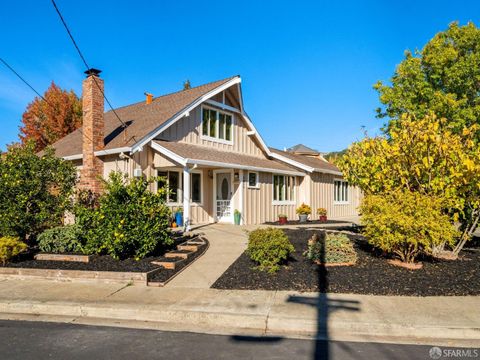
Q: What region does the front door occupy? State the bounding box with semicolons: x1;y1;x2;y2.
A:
215;172;232;223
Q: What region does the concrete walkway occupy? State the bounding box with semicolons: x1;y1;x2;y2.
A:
0;279;478;347
167;224;248;288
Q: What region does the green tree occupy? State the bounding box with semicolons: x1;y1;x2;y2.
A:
375;22;480;136
0;142;77;241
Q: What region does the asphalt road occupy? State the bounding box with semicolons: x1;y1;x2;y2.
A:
0;320;466;360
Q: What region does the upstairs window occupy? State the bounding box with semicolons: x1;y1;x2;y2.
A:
202;107;233;142
334;180;349;203
273;175;295;203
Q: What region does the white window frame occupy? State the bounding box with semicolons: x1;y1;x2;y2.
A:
334;179;349;204
272;174;296;205
200;105;234;145
247;171;260;189
156;169;203;206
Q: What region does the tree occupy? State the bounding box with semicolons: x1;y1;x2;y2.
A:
375;22;480;136
19;81;82;152
0;142;77;241
337;113;480;256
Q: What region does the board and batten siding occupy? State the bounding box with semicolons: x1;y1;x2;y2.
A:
159;106;264;157
243;172;299;224
309;172;361;219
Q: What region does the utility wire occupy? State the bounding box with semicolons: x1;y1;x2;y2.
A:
50;0;130;133
0;56;111;157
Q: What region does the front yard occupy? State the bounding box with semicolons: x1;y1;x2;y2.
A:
212;228;480;296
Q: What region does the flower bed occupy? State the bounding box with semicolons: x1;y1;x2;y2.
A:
212;228;480;296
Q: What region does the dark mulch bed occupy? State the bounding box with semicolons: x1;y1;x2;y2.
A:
1;233;197;273
148;241;209;284
212;229;480;296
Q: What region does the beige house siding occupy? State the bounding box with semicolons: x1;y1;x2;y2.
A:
309;172;361;219
158;106;264;157
243;172;299;224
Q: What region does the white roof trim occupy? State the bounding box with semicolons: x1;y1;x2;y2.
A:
62;154;83;161
61;147;132;161
314;168;343;176
150;141;187;166
185;158;305;176
132;77;242;153
269;152;315;173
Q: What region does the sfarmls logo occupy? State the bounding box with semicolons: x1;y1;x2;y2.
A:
429;347;479;359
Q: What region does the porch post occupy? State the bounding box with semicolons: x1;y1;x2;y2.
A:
239;170;244;225
183;166;191;232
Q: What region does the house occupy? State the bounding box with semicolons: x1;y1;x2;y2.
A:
51;69;360;229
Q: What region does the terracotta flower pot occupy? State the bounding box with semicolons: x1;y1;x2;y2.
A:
319;215;327;222
278;216;288;225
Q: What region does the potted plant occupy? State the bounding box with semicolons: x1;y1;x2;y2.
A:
317;207;327;222
278;214;288;225
296;203;311;223
234;209;241;225
175;207;183;227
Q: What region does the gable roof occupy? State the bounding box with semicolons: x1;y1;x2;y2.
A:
287;144;319;155
50;76;239;158
269;148;341;175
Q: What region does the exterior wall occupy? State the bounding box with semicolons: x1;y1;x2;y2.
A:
242;172;300;224
159;106;264;157
309;172;361;219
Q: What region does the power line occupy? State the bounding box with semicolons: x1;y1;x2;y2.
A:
0;56;110;157
50;0;130;132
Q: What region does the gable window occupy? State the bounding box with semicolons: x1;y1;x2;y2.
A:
334;179;349;203
202;106;233;143
248;172;259;189
273;174;295;203
158;170;181;203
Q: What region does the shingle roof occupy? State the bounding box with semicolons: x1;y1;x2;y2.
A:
287;144;319;154
269;147;341;174
154;141;303;174
50;76;238;158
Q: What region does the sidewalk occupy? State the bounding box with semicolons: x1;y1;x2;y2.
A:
0;278;478;347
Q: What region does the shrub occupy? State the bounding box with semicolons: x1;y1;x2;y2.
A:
0;143;77;241
296;203;312;215
0;236;28;265
75;172;172;260
247;227;294;273
360;191;459;263
37;224;84;254
304;232;357;264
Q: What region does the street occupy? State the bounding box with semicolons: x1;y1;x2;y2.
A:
0;320;454;360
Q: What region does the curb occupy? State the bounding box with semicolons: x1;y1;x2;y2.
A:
0;299;478;346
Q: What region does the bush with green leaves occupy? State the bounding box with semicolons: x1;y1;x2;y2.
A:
0;142;76;241
75;172;172;260
0;236;28;265
37;224;84;254
360;191;459;263
304;232;357;264
247;227;294;273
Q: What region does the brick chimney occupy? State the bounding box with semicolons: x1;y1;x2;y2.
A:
79;68;104;193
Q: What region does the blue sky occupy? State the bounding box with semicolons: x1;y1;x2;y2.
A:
1;0;480;152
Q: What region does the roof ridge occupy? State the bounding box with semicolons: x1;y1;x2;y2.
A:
103;75;239;114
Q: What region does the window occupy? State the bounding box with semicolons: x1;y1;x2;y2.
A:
273;175;295;203
157;170;202;204
248;172;259;188
334;180;349;203
191;173;201;203
202;107;233;142
158;171;180;203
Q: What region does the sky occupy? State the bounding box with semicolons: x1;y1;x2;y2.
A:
1;0;480;152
